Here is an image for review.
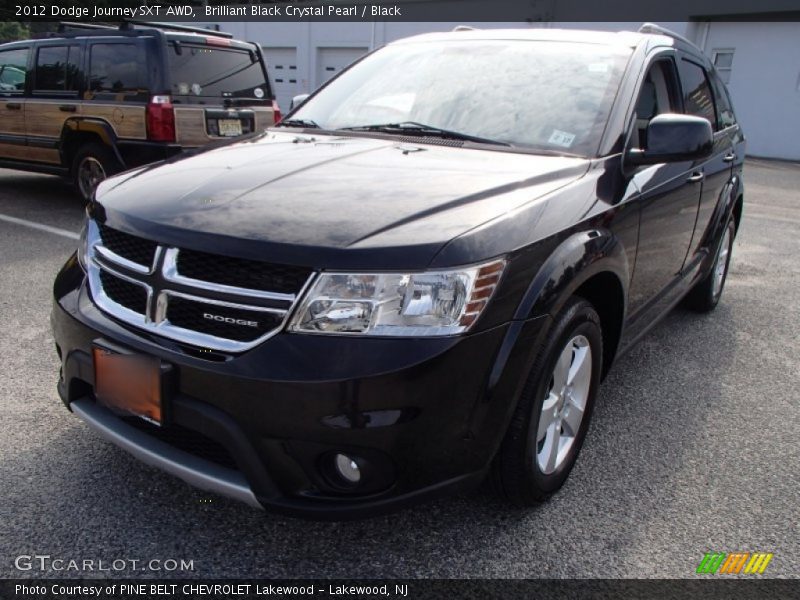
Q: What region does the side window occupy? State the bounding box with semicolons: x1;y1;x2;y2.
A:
709;70;736;130
0;48;29;94
34;46;80;93
678;59;717;127
89;44;147;94
631;58;680;149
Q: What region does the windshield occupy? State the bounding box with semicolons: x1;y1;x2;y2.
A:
291;40;632;156
168;43;268;102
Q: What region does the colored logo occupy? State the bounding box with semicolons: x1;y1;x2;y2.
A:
696;552;773;575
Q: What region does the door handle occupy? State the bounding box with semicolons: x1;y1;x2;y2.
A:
723;152;736;163
5;102;21;110
687;172;704;183
59;105;77;113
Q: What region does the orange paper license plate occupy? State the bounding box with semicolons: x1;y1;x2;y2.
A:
93;346;164;425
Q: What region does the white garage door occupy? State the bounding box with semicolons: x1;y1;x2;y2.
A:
262;47;298;114
701;22;800;160
315;47;368;88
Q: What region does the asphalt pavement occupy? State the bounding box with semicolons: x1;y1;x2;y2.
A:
0;160;797;579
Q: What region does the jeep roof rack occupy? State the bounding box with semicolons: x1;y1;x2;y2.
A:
638;23;695;47
57;22;116;33
123;20;234;39
57;20;233;39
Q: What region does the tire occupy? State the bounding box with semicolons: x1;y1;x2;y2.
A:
683;218;735;313
492;297;603;506
71;143;121;204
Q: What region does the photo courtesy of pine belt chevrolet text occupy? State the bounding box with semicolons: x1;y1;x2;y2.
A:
49;24;745;519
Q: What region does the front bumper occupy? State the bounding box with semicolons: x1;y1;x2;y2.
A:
52;257;547;519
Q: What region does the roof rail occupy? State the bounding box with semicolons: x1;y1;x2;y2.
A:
638;23;695;47
58;22;116;33
123;20;234;39
57;20;234;39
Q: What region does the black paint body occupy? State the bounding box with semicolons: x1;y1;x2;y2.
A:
51;30;745;518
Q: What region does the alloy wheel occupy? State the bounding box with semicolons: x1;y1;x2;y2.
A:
536;334;592;474
712;226;732;298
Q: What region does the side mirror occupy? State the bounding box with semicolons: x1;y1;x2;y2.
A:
290;94;310;111
626;113;713;165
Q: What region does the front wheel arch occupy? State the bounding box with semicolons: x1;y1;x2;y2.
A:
512;229;629;377
573;272;625;379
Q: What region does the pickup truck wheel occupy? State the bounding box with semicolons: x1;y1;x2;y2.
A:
492;297;602;506
72;143;120;203
684;218;735;313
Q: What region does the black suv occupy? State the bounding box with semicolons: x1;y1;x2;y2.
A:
0;21;278;202
51;25;745;519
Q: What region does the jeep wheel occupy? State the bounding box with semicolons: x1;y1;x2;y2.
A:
72;144;120;203
492;297;602;506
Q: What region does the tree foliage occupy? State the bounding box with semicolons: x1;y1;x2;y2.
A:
0;20;29;43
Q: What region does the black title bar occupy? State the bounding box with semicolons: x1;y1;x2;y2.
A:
3;0;800;23
2;579;800;600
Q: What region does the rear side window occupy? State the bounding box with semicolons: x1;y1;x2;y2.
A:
34;46;80;92
0;48;29;93
709;69;736;130
89;43;147;94
678;59;717;127
168;44;268;101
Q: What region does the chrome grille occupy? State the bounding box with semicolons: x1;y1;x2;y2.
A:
176;248;311;295
166;294;284;342
98;222;158;268
85;221;313;352
99;269;148;314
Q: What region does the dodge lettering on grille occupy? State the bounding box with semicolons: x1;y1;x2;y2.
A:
203;313;259;328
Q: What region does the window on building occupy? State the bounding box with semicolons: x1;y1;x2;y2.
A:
712;49;734;84
35;46;80;92
678;59;717;127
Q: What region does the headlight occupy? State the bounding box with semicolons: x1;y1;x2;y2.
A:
77;218;90;271
288;259;506;336
76;216;98;272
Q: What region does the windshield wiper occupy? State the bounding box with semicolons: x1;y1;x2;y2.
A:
275;118;320;129
337;122;511;146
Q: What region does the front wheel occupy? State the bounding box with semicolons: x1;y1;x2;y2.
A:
72;143;120;204
492;297;603;506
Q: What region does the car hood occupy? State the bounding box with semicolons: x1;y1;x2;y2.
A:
97;131;589;269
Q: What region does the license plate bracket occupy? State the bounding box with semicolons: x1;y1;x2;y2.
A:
218;119;243;137
92;341;175;426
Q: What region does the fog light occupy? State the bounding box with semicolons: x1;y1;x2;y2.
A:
334;453;361;485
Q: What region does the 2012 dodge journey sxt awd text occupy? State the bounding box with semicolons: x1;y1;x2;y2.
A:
51;25;745;519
